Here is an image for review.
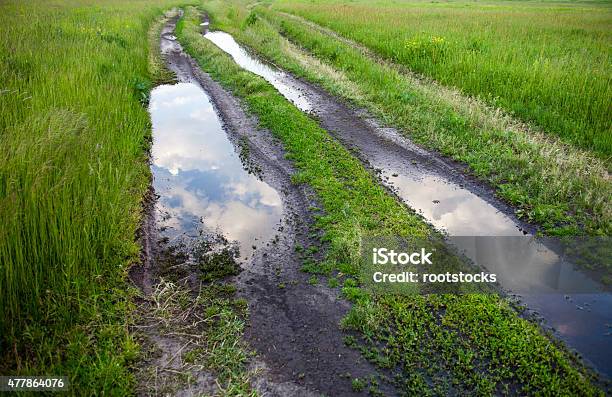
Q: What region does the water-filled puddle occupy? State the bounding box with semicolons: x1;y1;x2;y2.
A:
150;82;282;260
204;31;313;112
203;30;611;376
387;172;519;236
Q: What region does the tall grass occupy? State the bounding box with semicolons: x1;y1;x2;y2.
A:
275;0;612;156
0;0;190;392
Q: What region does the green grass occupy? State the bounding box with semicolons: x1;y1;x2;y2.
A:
224;4;610;236
178;5;603;394
274;0;612;157
0;0;192;393
193;284;254;396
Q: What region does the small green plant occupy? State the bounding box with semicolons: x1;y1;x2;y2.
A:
351;377;366;392
193;238;241;282
99;31;128;48
290;171;309;185
133;78;151;105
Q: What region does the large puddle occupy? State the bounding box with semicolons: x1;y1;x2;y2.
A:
150;82;282;261
203;30;611;376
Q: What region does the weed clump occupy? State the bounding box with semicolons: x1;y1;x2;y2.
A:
243;11;258;29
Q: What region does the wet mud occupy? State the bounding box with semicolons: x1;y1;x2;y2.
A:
203;30;612;378
132;13;398;396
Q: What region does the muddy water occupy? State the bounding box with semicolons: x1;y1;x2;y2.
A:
150;84;282;262
204;31;612;377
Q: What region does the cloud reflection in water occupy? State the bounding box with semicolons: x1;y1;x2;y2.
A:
150;83;282;259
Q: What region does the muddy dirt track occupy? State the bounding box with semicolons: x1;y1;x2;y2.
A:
201;23;612;378
131;14;398;396
130;10;611;396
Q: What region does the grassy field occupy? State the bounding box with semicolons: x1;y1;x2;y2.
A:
274;0;612;157
178;5;603;394
0;0;609;394
0;0;192;392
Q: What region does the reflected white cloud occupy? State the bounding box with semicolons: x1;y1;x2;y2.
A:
151;83;237;174
150;82;283;257
388;172;521;236
225;178;283;208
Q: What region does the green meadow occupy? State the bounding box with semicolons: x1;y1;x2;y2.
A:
178;3;603;394
274;0;612;156
252;2;611;236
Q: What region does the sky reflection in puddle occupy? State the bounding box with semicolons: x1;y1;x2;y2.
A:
150;82;282;260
